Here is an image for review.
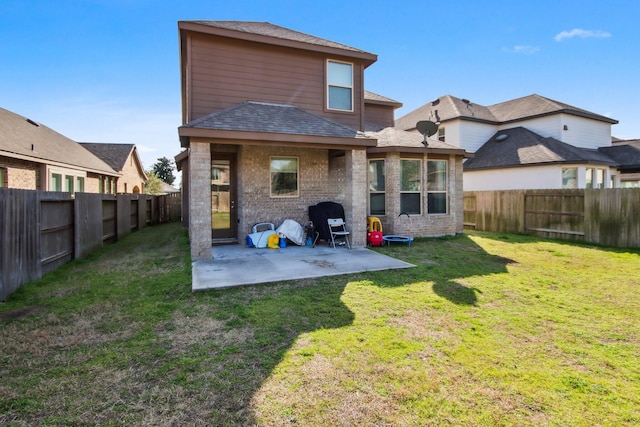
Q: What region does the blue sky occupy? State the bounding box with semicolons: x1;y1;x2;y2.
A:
2;0;639;171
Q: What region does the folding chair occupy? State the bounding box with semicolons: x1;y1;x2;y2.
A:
327;218;351;249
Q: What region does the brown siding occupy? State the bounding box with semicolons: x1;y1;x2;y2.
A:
365;103;396;129
186;33;365;131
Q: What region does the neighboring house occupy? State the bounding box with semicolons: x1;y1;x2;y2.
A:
159;181;180;195
600;139;640;188
80;143;148;194
175;21;467;259
396;94;622;190
0;107;120;193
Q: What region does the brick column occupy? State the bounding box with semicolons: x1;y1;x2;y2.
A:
344;149;367;247
188;141;211;260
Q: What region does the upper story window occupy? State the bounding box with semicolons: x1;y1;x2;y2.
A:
327;60;353;111
437;127;445;142
0;167;7;188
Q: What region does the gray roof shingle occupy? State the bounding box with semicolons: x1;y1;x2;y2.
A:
364;90;402;106
0;107;118;175
598;144;640;171
79;143;135;171
183;21;375;57
365;127;467;155
464;127;617;170
181;101;365;139
396;94;618;130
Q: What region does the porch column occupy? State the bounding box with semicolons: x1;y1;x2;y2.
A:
188;141;212;260
344;149;367;247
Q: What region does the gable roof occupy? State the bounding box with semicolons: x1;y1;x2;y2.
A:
178;101;375;148
488;94;618;124
80;142;148;180
396;94;618;131
464;127;617;171
179;21;377;66
0;107;118;175
365;127;470;157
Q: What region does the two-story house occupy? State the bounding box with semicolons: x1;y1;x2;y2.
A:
396;94;622;191
176;21;468;259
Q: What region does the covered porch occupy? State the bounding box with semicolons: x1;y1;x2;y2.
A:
178;101;378;261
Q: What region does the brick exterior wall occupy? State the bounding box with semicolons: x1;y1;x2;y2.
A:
117;155;145;194
0;156;40;189
187;142;465;259
188;141;212;259
369;153;464;238
344;149;367;246
237;145;365;243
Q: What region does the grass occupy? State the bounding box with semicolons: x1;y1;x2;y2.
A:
1;223;639;426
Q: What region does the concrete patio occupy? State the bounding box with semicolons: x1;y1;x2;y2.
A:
192;243;415;291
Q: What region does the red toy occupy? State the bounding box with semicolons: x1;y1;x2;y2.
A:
367;231;383;247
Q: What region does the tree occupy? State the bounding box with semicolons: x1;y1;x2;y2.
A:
144;171;164;195
152;157;176;185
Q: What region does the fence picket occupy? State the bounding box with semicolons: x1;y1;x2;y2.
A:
0;189;181;301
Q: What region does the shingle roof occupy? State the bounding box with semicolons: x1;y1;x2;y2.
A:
598;144;640;171
364;90;402;107
365;127;468;156
396;94;618;130
0;107;118;175
181;101;365;139
464;127;617;170
488;94;617;124
79;143;135;171
182;21;376;58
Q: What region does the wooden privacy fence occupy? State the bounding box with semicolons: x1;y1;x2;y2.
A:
464;188;640;248
0;189;181;301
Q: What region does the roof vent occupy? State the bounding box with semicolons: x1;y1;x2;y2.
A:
431;98;440;106
495;134;509;142
26;118;40;127
462;98;470;104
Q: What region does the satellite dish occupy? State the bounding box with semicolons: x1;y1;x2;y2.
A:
416;121;439;147
416;120;439;137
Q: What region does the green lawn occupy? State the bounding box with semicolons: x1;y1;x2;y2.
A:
1;223;639;426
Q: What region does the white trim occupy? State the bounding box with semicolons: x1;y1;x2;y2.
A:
326;59;354;112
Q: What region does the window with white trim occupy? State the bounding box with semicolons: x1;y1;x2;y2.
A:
327;60;353;111
427;160;448;214
270;157;299;197
400;159;421;215
368;159;385;215
562;168;577;189
437;127;445;142
77;177;84;193
595;168;605;188
65;175;74;193
51;173;62;192
586;168;605;189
